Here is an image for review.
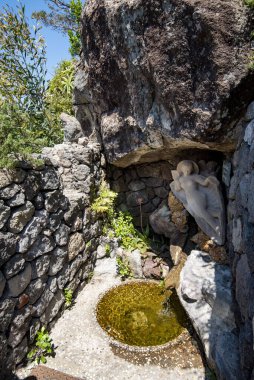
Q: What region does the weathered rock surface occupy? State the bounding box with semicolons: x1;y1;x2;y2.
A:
68;233;86;261
178;250;242;380
0;232;18;268
9;202;35;233
76;0;254;167
0;271;6;298
26;235;56;261
0;142;104;372
7;264;32;298
60;112;84;143
3;255;26;279
49;247;68;275
0;201;10;229
17;210;48;253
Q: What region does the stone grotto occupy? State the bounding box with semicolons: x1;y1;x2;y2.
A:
1;0;254;380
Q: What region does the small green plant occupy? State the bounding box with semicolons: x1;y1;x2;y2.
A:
91;182;118;217
87;271;94;282
64;288;73;308
27;327;54;364
112;212;149;253
116;256;132;280
105;243;111;257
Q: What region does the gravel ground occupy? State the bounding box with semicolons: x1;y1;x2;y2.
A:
16;258;208;380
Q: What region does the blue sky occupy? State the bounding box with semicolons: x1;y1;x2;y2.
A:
1;0;72;79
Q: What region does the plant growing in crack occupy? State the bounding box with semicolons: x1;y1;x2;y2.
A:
64;288;73;308
27;327;54;364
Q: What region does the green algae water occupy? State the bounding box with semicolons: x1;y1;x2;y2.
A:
96;282;188;347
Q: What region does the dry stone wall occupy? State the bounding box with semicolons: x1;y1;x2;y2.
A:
109;161;173;227
0;142;105;377
228;101;254;379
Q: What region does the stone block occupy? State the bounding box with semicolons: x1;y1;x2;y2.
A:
142;177;164;187
7;192;25;207
17;210;48;253
57;264;70;289
232;218;242;253
22;172;41;200
31;255;50;279
154;186;168;199
72;164;90;181
8;306;33;348
33;192;44;210
239;174;250;210
64;202;80;227
70;213;83;232
27;277;47;305
61;112;83;143
0;232;18;268
3;255;25;279
12;336;28;364
40;167;59;190
0;333;8;376
33;288;54;317
0;271;6;297
0;201;10;229
244;120;254;146
26;235;55;261
47;210;64;231
0;184;21;200
69;254;87;281
128;180;146;192
136;164;161;178
245;101;254;121
54;223;70;246
0;170;13;189
29;318;41;343
8;201;35;233
40;290;65;324
126;190;148;207
7;263;31;297
49;246;68;276
248;172;254;223
44;191;63;213
222;160;232;187
0;299;17;332
68;233;86;261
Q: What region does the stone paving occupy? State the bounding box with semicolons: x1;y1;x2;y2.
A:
16;257;209;380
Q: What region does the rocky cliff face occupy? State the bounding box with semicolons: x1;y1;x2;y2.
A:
75;0;253;167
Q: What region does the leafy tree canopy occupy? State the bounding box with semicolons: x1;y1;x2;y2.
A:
0;4;75;168
32;0;83;57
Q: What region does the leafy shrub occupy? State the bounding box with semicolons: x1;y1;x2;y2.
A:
27;327;54;364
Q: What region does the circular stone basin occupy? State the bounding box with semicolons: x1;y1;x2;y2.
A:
96;281;188;347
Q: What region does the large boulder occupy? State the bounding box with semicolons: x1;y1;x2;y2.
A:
75;0;254;167
178;250;242;380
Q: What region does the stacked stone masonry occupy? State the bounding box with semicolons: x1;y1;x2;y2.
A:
228;101;254;380
110;161;173;227
0;142;105;376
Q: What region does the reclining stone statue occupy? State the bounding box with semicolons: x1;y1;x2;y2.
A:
170;160;225;245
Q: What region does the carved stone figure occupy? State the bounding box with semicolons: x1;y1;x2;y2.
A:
170;160;225;245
